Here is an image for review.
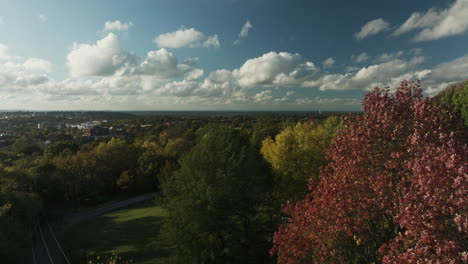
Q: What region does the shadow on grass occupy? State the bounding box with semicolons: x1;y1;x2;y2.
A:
65;203;172;264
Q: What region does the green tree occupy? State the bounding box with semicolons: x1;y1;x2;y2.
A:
250;117;281;147
443;81;468;126
261;116;341;202
44;140;78;158
0;170;41;263
161;125;277;264
12;138;41;156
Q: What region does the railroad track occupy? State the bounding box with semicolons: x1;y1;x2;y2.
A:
32;217;69;264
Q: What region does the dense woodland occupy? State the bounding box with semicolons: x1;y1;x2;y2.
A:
0;80;467;263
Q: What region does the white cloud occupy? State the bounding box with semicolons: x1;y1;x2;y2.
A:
429;53;468;82
38;14;47;22
305;56;426;91
239;20;253;38
423;53;468;95
66;33;202;85
157;80;201;96
103;20;133;32
355;18;390;40
322;57;335;68
175;51;321;100
134;48;203;81
352;52;370;63
0;16;4;25
374;50;404;63
234;20;253;45
394;0;468;42
202;35;220;48
198;69;239;97
154;27;220;48
393;8;444;36
23;58;52;72
233;51;319;87
0;59;52;94
182;52;322;102
253;90;273;103
67;33;131;77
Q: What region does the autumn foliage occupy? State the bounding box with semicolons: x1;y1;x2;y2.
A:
271;81;467;263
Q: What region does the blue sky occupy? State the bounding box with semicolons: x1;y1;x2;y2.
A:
0;0;467;111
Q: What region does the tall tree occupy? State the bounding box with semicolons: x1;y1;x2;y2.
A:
161;125;277;264
271;81;467;263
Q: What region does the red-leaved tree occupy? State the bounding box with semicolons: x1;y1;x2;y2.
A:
271;81;467;263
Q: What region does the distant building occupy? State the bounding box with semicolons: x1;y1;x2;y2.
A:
83;126;109;137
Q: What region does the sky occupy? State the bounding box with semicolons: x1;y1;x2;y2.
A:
0;0;467;111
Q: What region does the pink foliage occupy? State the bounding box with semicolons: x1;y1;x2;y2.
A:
271;81;467;263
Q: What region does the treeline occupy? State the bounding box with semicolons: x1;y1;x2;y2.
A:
0;110;339;263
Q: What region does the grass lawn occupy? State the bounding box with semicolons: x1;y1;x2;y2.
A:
64;199;172;264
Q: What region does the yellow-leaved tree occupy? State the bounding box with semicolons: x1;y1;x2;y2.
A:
261;116;342;202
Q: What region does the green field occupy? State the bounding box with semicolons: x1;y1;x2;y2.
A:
64;200;172;264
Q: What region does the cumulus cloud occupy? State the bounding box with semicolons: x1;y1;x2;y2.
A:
67;33;133;77
253;90;273;103
0;59;51;94
352;52;370;63
233;51;319;87
197;69;239;97
166;51;321;100
355;18;390;40
133;48;203;82
38;14;47;22
66;32;203;97
322;57;335;69
393;0;468;42
103;20;133;32
234;20;253;45
154;27;220;48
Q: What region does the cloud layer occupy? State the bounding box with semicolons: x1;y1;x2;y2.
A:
1;20;467;110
